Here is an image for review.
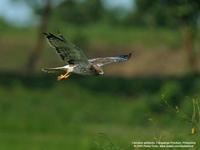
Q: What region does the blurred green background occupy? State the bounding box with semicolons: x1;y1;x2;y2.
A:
0;0;200;149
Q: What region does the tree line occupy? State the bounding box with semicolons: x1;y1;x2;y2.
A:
20;0;200;74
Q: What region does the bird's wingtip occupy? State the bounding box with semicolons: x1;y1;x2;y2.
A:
119;52;133;60
126;52;133;60
43;32;49;36
43;32;55;37
128;52;132;59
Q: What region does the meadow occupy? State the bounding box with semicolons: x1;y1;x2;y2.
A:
0;72;200;149
0;25;200;149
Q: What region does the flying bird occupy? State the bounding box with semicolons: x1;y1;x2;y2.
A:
42;32;132;80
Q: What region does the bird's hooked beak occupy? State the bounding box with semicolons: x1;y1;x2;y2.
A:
98;69;104;75
95;67;104;75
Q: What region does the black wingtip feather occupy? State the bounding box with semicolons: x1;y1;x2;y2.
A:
127;52;132;59
43;32;53;38
44;32;65;41
43;32;48;36
119;52;133;60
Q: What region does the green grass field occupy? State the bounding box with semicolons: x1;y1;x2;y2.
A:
0;24;200;149
0;73;200;149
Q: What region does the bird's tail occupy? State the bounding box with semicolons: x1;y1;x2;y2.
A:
41;67;63;73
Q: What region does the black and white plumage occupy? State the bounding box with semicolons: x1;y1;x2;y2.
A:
42;32;132;80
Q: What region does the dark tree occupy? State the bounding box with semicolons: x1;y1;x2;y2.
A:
12;0;54;73
55;0;104;25
26;0;52;73
134;0;200;73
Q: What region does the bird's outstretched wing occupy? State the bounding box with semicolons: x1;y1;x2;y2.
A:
89;53;132;67
44;32;89;64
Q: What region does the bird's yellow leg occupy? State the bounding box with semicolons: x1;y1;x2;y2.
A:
63;74;70;79
57;71;70;81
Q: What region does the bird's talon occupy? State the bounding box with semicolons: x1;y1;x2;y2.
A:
64;74;70;79
57;75;64;81
57;73;70;81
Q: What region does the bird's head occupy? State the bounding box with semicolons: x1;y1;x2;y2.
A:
91;65;104;75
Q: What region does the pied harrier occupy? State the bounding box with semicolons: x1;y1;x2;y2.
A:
42;32;132;80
